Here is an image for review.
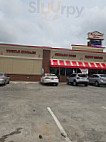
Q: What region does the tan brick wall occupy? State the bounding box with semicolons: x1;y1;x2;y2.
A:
0;44;43;75
0;57;42;75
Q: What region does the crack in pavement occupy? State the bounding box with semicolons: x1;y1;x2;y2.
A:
0;128;22;142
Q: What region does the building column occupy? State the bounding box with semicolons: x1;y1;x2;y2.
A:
42;50;50;73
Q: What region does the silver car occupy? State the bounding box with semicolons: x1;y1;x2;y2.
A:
89;74;106;87
0;73;10;85
67;73;89;86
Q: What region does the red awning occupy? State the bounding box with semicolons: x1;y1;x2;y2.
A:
72;61;78;68
50;60;58;67
95;63;102;69
59;60;65;67
65;61;71;67
50;60;106;70
90;63;96;69
78;62;84;68
101;63;106;70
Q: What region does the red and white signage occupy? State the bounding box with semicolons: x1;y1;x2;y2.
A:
88;31;104;40
80;69;88;74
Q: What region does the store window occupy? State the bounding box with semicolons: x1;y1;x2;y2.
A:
55;68;59;76
50;67;55;74
88;69;98;75
50;67;59;77
60;68;65;76
77;68;82;73
89;69;106;75
98;69;106;74
66;68;73;76
103;70;106;74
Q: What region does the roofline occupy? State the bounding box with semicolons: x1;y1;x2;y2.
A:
52;48;106;54
0;43;106;54
0;43;53;50
70;49;106;54
72;44;105;49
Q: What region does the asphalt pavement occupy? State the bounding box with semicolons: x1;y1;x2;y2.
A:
0;82;106;142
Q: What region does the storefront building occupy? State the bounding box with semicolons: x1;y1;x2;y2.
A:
0;31;106;82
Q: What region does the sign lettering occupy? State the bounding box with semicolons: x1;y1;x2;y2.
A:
6;49;36;55
55;53;76;57
85;55;103;60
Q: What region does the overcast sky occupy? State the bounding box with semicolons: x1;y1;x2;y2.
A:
0;0;106;51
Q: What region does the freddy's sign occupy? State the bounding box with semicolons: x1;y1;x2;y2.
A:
88;31;104;40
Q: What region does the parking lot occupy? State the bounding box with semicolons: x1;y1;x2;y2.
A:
0;82;106;142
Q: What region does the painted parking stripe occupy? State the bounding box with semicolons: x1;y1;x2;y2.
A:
11;81;38;84
47;107;72;142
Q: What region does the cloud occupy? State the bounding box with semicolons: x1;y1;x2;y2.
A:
0;0;106;52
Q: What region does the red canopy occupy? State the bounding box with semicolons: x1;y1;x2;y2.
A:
50;60;106;70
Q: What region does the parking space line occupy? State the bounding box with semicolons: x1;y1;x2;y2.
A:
47;107;72;142
11;81;38;84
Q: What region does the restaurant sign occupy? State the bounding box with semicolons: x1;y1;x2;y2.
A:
6;49;36;55
85;55;103;60
55;53;76;57
88;31;104;40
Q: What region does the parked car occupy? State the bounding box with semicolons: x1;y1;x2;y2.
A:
0;73;10;85
89;74;106;87
41;73;59;86
67;73;89;86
